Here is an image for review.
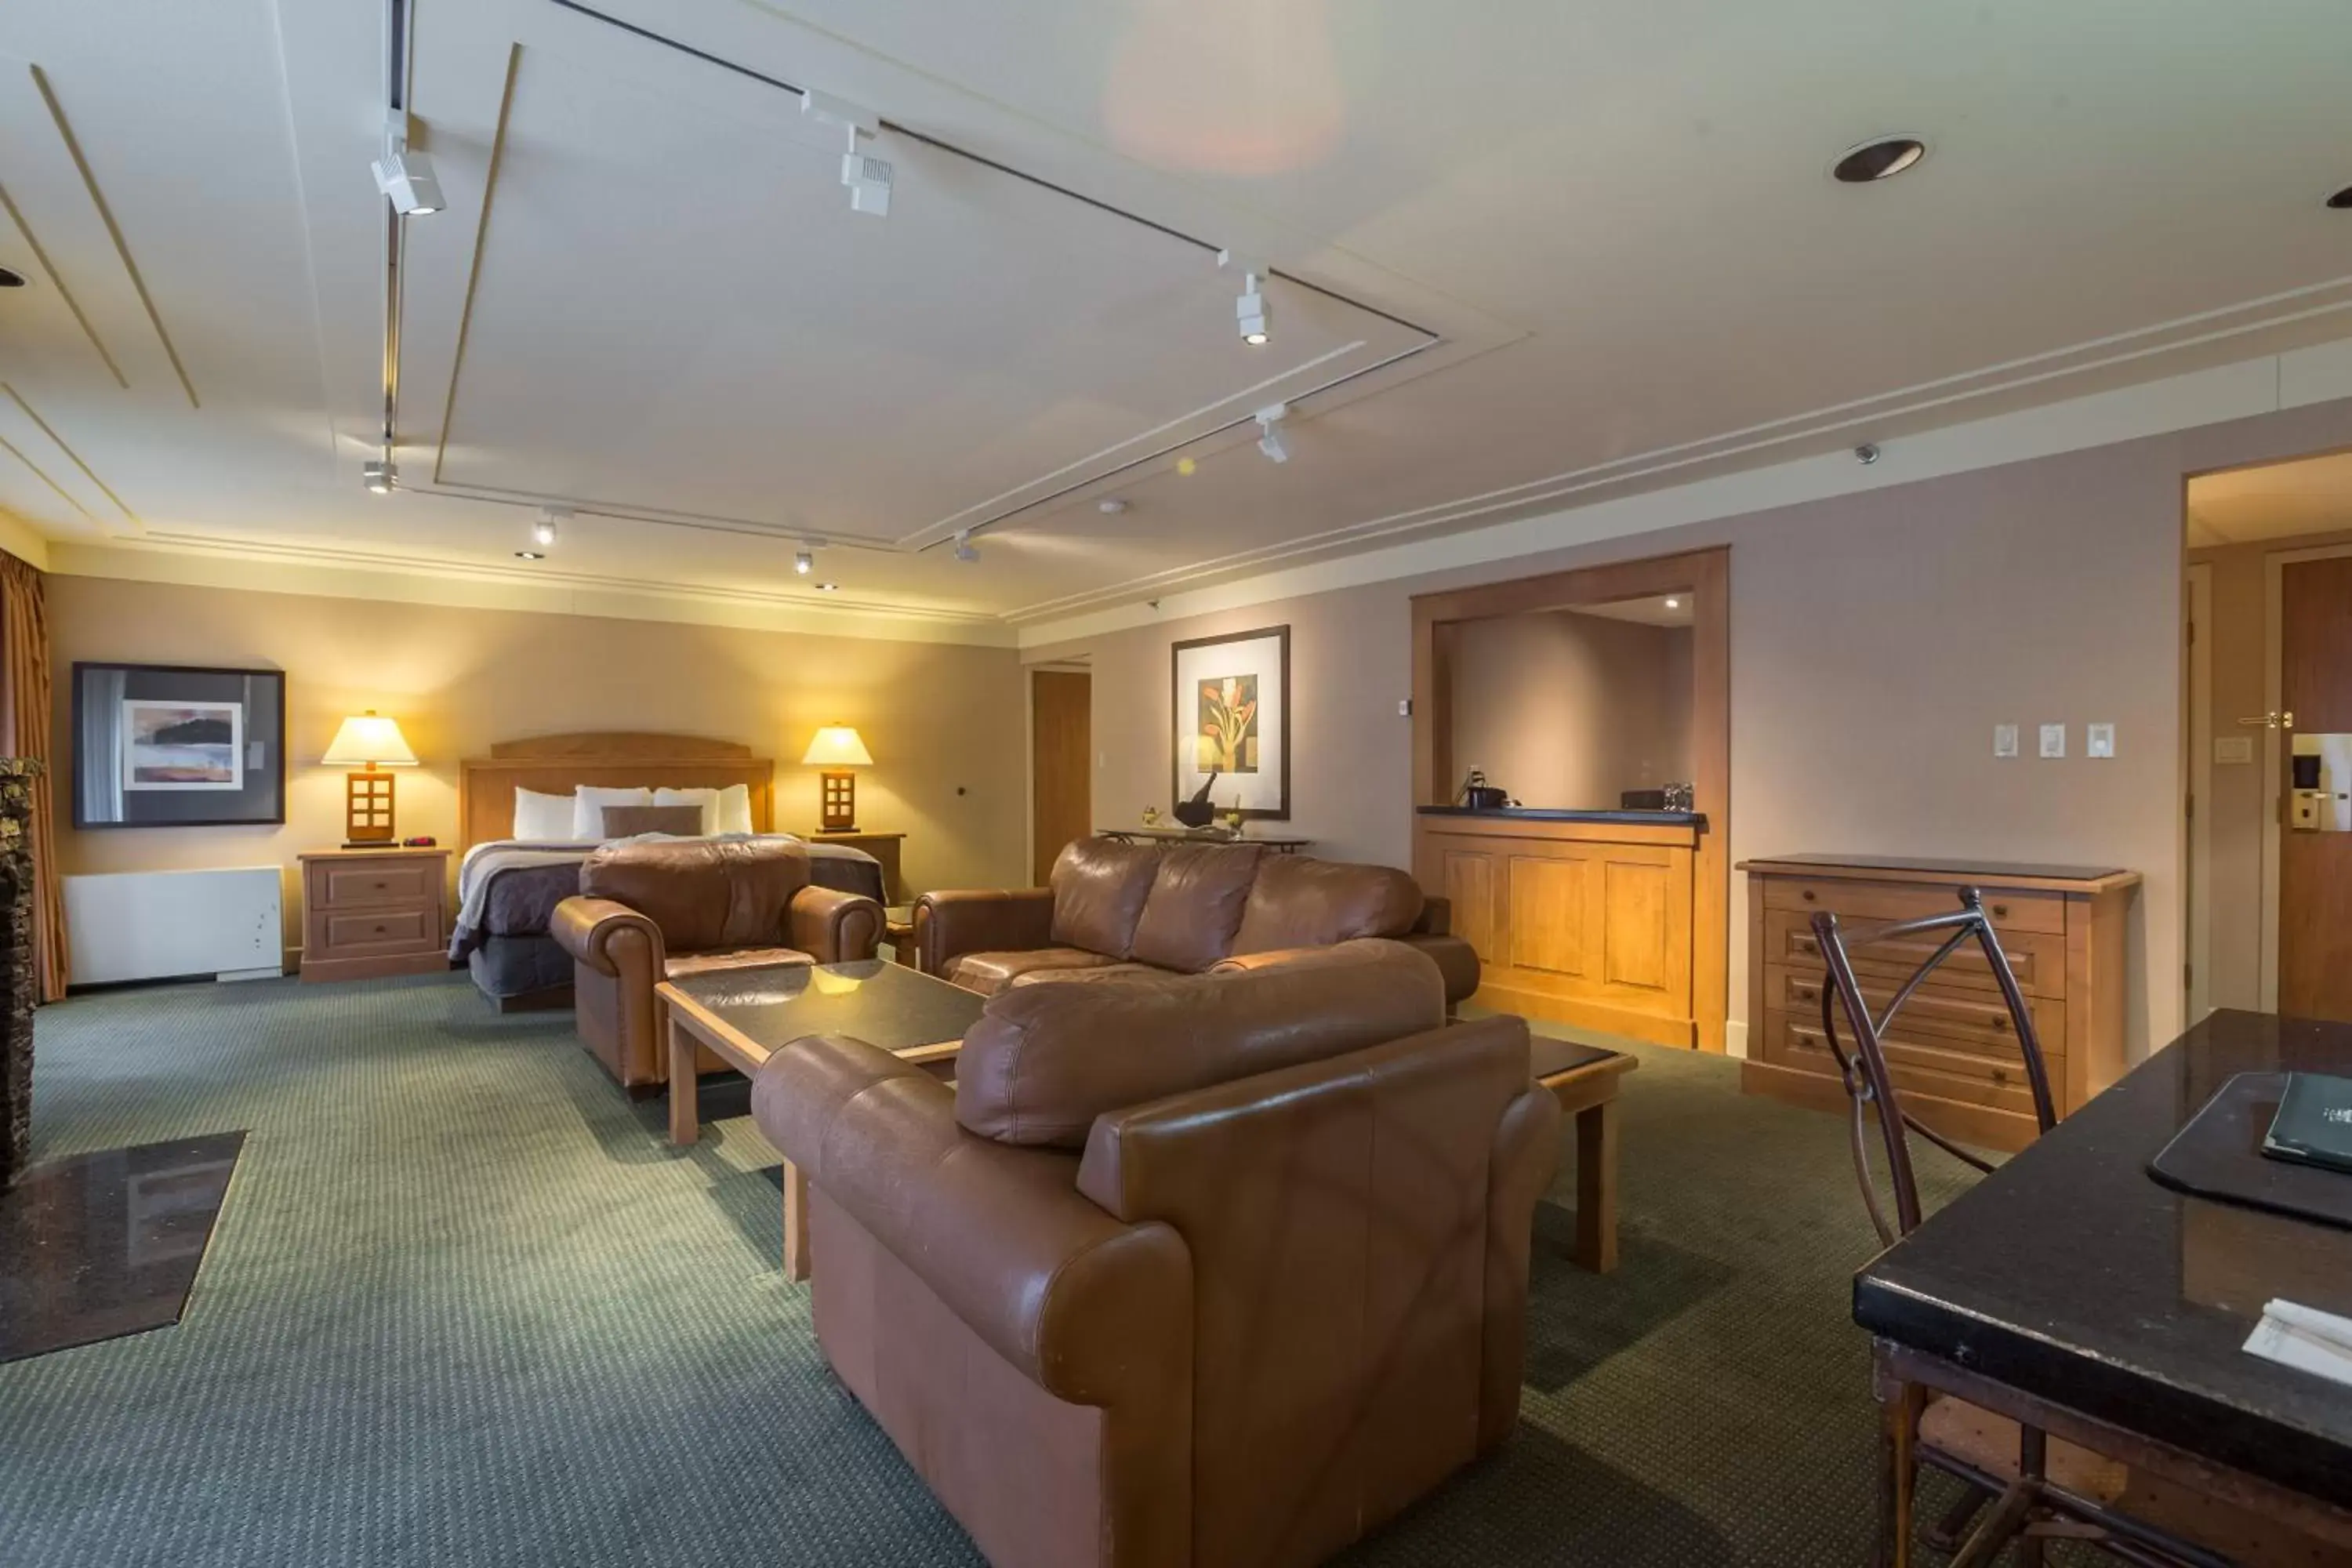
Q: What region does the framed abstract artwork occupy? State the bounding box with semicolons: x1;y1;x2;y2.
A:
71;663;287;829
1171;625;1290;820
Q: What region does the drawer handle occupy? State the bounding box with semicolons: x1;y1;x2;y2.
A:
1991;902;2009;919
1794;985;1817;1003
1801;889;1817;902
1990;1015;2006;1032
1793;936;1819;955
1992;1067;2010;1084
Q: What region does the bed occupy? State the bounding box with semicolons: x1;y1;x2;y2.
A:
450;731;885;1011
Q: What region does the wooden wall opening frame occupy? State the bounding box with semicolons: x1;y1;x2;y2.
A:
1410;546;1731;1051
457;732;774;855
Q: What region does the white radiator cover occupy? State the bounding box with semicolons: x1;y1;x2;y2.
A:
65;866;285;985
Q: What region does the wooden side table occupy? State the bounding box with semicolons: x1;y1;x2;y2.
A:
297;848;451;982
1529;1037;1639;1273
807;829;905;902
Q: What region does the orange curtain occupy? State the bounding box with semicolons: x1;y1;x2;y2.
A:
0;554;66;1001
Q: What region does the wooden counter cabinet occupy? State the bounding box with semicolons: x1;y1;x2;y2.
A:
298;847;452;982
1737;855;2140;1152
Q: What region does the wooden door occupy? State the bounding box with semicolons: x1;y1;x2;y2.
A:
1031;670;1091;887
2279;556;2352;1021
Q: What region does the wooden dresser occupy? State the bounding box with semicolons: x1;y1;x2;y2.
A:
298;848;452;983
1737;855;2140;1152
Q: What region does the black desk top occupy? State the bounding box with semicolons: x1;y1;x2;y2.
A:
1854;1010;2352;1507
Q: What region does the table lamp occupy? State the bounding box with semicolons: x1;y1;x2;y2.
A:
801;724;873;832
321;710;419;847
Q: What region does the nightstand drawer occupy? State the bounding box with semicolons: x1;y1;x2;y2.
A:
314;860;438;910
321;909;433;953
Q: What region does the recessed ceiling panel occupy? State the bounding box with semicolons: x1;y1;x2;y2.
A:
432;42;1429;544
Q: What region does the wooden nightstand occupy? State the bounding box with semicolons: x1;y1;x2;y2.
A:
808;830;905;902
298;848;452;983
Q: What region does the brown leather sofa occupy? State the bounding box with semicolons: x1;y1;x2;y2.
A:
551;838;883;1091
915;837;1480;1007
753;939;1561;1568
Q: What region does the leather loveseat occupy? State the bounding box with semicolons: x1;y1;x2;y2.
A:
551;838;883;1091
915;837;1480;1007
752;939;1562;1568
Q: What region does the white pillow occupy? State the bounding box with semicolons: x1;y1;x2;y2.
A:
713;782;755;837
654;786;719;835
573;786;654;840
513;786;577;841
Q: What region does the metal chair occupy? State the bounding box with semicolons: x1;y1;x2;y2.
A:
1817;889;2246;1568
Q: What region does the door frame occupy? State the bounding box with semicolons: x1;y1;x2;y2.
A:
2184;562;2211;1025
2259;543;2352;1010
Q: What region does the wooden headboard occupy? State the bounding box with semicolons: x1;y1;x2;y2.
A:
458;732;775;854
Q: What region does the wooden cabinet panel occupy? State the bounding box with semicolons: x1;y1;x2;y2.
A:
1508;855;1591;977
1440;849;1497;965
316;860;437;910
1739;856;2137;1152
1602;859;1672;992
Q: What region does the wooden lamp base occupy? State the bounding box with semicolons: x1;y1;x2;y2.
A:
344;768;397;848
818;770;857;833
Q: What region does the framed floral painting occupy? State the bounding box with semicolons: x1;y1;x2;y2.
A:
1171;625;1290;820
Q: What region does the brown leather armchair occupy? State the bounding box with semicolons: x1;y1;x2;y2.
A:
552;838;883;1091
753;941;1561;1568
915;837;1482;1007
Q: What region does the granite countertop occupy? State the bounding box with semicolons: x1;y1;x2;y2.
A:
1416;805;1707;829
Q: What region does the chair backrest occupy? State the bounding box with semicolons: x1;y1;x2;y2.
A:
579;837;811;952
1811;887;2056;1245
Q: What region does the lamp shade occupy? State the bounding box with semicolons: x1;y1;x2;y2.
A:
321;711;419;767
800;724;873;767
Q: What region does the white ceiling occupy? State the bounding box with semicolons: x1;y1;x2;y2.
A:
2187;450;2352;547
3;0;2351;633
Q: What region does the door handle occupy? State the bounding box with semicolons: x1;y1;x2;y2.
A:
2237;710;2295;730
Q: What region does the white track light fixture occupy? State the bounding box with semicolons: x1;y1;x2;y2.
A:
1218;249;1270;345
953;530;980;563
372;111;444;216
1254;404;1290;464
363;460;395;494
794;548;815;575
532;506;568;550
804;91;892;217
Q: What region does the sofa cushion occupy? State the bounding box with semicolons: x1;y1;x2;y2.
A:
945;947;1121;997
1127;844;1265;972
1047;838;1161;960
664;947;813;980
955;938;1446;1149
581;837;812;953
1009;962;1180;989
1228;856;1424;955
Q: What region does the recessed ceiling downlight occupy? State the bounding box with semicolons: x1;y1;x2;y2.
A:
0;267;24;289
2329;184;2352;211
1832;137;1927;183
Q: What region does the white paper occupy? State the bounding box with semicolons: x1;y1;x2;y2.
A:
2244;1298;2352;1388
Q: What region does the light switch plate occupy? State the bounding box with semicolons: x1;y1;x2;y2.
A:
1398;699;1413;717
1993;724;2020;759
2039;724;2067;759
2216;736;2255;765
2086;723;2116;759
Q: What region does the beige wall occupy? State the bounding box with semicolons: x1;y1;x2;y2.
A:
1033;394;2352;1062
1449;612;1693;808
49;576;1028;950
2187;522;2352;1011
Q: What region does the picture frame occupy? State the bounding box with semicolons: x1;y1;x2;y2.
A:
1171;624;1290;820
71;663;287;829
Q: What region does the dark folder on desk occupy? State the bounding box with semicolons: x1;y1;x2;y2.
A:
2263;1073;2352;1176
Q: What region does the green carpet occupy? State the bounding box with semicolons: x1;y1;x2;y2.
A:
0;975;1983;1566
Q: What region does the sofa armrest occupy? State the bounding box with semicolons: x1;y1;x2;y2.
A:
1399;934;1480;1008
913;887;1058;975
789;885;884;964
752;1033;1191;1406
550;895;664;981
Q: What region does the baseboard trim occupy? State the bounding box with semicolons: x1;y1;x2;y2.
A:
1725;1018;1749;1060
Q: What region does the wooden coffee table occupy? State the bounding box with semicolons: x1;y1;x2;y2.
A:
1527;1036;1638;1273
657;959;985;1282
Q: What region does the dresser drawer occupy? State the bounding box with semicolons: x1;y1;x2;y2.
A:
1768;963;2066;1058
1758;1010;2060;1119
320;909;434;954
1761;876;2065;935
312;859;439;910
1765;908;2064;1000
